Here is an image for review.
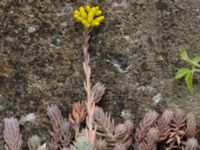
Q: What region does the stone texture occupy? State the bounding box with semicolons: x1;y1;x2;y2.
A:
0;0;200;148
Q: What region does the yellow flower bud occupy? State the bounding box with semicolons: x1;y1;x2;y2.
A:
81;19;90;28
79;17;84;23
95;10;102;16
81;19;87;24
79;6;87;19
95;6;99;10
87;11;94;24
74;10;80;16
86;5;91;12
79;6;85;13
91;7;96;13
74;14;82;22
94;16;105;22
73;5;104;29
81;12;87;19
93;21;100;26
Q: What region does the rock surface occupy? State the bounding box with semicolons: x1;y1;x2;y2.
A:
0;0;200;148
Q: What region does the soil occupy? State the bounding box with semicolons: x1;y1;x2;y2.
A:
0;0;200;149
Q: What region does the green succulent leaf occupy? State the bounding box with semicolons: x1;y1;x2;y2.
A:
180;49;189;61
184;70;193;93
192;55;200;64
71;136;94;150
180;50;200;68
175;68;190;80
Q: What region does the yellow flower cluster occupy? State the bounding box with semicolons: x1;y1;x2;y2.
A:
74;5;105;28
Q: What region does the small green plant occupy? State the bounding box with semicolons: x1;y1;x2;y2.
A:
175;49;200;93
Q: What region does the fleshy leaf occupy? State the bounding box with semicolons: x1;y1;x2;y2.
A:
175;68;190;80
192;55;200;64
180;49;189;61
185;71;193;93
71;136;94;150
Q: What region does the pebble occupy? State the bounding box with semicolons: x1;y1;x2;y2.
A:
60;22;68;28
20;113;36;125
157;55;164;61
52;36;63;46
57;3;73;16
27;26;36;33
152;93;162;105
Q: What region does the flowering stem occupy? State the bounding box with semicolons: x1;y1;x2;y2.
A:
82;28;96;145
